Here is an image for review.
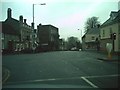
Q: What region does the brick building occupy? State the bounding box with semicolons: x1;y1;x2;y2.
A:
37;24;59;52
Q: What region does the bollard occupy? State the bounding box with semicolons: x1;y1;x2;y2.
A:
108;52;112;60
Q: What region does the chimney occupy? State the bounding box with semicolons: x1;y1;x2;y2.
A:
31;22;34;29
37;25;39;29
24;19;27;24
19;15;23;23
39;23;42;26
7;8;12;18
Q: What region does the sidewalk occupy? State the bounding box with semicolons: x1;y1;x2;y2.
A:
83;49;119;62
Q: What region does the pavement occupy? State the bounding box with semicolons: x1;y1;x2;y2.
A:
83;49;119;62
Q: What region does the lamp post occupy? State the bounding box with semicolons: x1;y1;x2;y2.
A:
78;29;82;41
32;3;46;29
32;3;46;51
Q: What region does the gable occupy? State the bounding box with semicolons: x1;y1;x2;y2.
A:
2;21;20;35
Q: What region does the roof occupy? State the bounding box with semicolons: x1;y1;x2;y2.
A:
101;10;120;28
39;24;58;29
3;17;22;35
0;21;3;33
87;27;100;35
2;21;20;35
82;27;100;40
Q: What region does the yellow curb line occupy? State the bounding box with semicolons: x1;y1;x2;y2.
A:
2;69;10;84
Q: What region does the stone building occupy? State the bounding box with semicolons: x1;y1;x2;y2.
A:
1;8;33;53
82;27;100;50
100;10;120;52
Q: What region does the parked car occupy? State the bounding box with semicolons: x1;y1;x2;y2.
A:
71;47;79;51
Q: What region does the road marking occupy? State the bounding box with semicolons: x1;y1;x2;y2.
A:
34;78;56;82
83;74;120;78
7;78;60;84
2;68;10;84
6;74;119;85
81;77;98;88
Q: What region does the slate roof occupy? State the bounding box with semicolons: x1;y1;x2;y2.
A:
82;27;100;40
86;27;100;35
101;10;120;28
5;18;20;33
1;18;21;35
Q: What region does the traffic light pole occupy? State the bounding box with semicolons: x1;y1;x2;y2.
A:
110;33;116;52
113;38;114;52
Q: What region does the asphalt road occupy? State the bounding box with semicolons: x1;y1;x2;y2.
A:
2;51;119;88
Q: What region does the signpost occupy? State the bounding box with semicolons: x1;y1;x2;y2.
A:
106;43;112;60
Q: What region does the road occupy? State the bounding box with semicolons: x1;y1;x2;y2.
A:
2;51;119;88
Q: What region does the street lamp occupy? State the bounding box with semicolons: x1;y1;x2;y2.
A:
32;3;46;51
78;29;82;41
32;3;46;29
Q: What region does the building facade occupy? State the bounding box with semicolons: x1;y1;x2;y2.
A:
100;10;120;52
82;27;100;50
37;24;59;51
1;8;33;53
59;38;67;51
1;21;20;53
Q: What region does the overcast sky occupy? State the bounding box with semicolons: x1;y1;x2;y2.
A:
0;0;119;40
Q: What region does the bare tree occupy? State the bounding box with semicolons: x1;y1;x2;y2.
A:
84;16;100;33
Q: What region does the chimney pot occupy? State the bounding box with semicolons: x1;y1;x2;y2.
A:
19;15;23;23
7;8;12;18
24;19;27;24
31;23;34;29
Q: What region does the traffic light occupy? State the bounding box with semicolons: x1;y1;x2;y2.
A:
110;33;116;40
113;33;116;40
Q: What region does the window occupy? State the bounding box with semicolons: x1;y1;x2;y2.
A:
2;33;4;49
2;33;4;40
51;36;54;41
103;30;105;37
110;27;112;34
91;36;95;40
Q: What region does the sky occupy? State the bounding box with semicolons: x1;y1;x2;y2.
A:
0;0;119;40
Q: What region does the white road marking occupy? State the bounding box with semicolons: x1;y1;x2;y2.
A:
6;74;119;85
83;74;120;78
81;77;98;88
7;78;61;84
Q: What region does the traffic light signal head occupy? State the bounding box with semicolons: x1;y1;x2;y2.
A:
110;33;116;40
113;33;116;40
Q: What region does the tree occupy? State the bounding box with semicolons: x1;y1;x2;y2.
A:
84;16;100;33
66;36;80;50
